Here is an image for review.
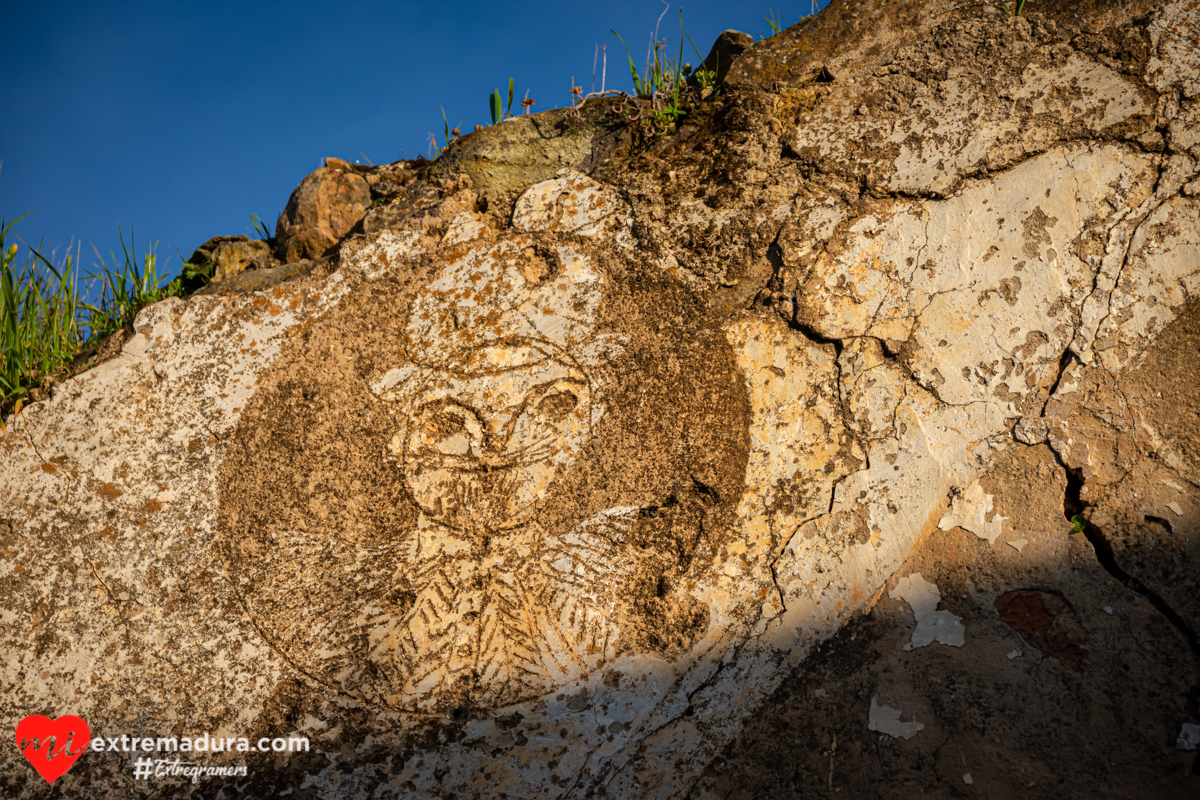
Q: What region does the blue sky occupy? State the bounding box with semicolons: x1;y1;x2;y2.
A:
1;1;826;277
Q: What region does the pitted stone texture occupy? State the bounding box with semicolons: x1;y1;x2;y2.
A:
1147;0;1200;97
1087;195;1200;371
1013;415;1049;444
512;168;631;239
274;164;372;262
700;443;1196;800
3;0;1200;797
0;231;427;797
428;99;634;194
208;238;275;283
793;145;1159;416
784;33;1157;196
1046;300;1200;632
363;177;476;236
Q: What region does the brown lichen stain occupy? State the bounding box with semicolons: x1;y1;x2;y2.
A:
96;482;123;501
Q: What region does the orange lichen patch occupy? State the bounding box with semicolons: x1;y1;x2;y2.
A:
268;301;282;316
95;482;123;501
39;463;57;475
95;525;117;541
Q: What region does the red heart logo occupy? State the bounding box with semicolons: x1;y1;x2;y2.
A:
15;714;90;784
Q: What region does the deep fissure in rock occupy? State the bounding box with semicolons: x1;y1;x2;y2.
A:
1061;460;1200;663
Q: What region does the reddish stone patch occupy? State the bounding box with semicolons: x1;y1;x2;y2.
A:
994;590;1089;672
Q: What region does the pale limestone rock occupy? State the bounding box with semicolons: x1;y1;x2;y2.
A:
1014;415;1049;445
1148;0;1200;98
512;168;632;241
4;1;1200;797
889;574;965;649
867;697;925;740
939;482;1007;546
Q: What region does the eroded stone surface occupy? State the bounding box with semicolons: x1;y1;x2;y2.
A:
3;1;1200;797
274;164;372;262
699;444;1196;799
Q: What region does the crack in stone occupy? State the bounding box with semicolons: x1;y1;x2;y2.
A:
84;555;134;642
1041;347;1079;416
1050;444;1200;691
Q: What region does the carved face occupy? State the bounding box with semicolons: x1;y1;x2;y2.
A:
221;226;751;712
372;238;623;534
391;352;597;530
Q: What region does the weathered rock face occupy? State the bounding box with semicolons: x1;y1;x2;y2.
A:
694;30;754;87
274;163;372;262
3;1;1199;798
428;99;635;195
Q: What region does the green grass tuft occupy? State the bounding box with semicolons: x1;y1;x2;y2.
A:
1;213;184;419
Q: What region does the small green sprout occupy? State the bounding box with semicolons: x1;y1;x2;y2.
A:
999;0;1028;15
684;29;718;92
487;80;518;126
489;88;502;125
1070;514;1086;533
763;8;784;37
439;106;462;151
247;213;272;242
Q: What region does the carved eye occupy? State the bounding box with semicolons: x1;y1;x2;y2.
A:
417;404;477;456
430;411;467;436
536;389;579;422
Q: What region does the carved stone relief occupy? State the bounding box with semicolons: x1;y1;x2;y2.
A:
218;226;750;711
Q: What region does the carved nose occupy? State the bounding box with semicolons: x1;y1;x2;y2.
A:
473;407;520;463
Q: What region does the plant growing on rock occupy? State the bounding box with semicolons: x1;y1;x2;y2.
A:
762;8;784;37
683;30;718;93
0;216;183;417
999;0;1028;15
86;230;183;336
432;106;462;157
489;78;517;125
247;212;273;242
0;215;86;416
611;9;698;137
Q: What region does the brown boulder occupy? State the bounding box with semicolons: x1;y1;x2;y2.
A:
273;164;370;262
185;235;277;286
210;239;273;283
694;29;754;86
